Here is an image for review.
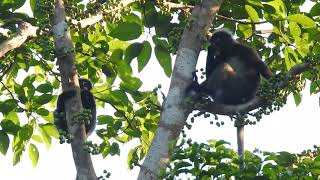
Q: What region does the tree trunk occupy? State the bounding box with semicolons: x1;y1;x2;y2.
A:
53;0;96;179
137;0;224;179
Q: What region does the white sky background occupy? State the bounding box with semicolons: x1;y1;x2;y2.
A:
0;1;319;180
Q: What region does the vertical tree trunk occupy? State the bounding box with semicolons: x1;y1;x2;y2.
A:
138;1;224;179
53;0;96;179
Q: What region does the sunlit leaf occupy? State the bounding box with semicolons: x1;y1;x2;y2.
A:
287;14;316;28
29;144;39;168
245;5;259;22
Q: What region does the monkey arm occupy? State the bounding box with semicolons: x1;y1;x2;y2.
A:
55;90;77;112
206;46;218;79
257;61;272;79
54;90;77;132
80;90;96;135
246;46;273;79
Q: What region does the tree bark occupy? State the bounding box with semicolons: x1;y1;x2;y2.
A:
137;1;224;179
53;0;96;179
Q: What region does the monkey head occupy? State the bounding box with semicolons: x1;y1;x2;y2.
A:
79;79;93;91
209;29;235;53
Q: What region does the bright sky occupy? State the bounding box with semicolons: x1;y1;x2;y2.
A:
0;1;319;180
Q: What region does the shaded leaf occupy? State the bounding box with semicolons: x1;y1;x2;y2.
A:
293;92;302;106
109;22;142;41
36;83;53;93
110;142;120;156
0;131;9;155
155;45;172;77
97;115;114;125
137;41;152;72
310;3;320;16
125;43;143;64
120;77;142;91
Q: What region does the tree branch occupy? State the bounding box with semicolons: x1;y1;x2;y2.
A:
161;1;279;25
199;63;310;115
0;21;38;58
71;0;135;28
0;0;135;58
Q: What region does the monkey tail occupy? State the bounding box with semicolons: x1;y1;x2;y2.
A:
237;125;244;170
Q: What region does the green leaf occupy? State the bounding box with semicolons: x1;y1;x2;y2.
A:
152;36;169;48
125;129;142;138
32;135;43;143
109;90;129;104
41;124;59;139
0;0;25;10
110;49;123;63
36;83;53;93
0;100;17;114
36;108;49;116
245;5;259;22
289;22;301;38
287;14;316;28
174;161;192;169
215;140;231;147
137;41;152;72
265;0;287;17
136;107;147;118
310;3;320;16
310;81;319;94
5;111;19;124
38;125;52;148
29;0;36;13
116;61;133;81
311;169;320;176
110;142;120;156
97;115;114;125
247;0;263;7
0;119;20;135
144;121;157;131
123;13;142;25
108;40;130;51
13;125;33;165
109;22;142;41
120;77;142;91
125;43;143;64
237;24;253;38
283;47;298;70
0;131;9;155
127;147;139;169
155;45;172;77
293;92;302;106
35;94;54;105
295;36;310;57
29;144;39;168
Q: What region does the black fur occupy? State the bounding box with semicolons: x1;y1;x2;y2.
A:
54;79;96;136
187;29;272;105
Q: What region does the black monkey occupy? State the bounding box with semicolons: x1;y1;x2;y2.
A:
54;79;96;136
202;29;272;104
204;29;272;164
186;29;272;164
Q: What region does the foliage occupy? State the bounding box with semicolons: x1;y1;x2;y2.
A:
0;0;320;178
164;140;320;179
